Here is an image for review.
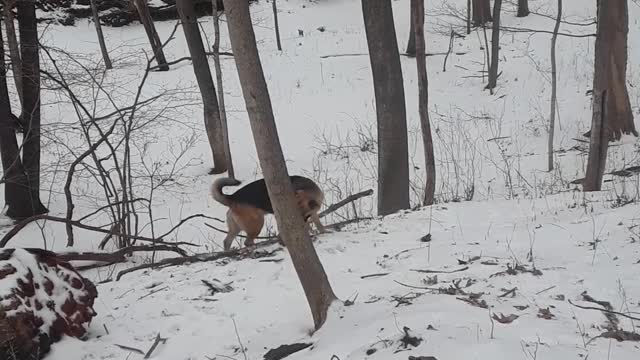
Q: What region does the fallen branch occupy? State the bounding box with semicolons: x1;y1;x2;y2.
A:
144;333;168;359
116;239;281;280
360;272;390;279
319;189;374;218
568;300;640;321
410;266;469;274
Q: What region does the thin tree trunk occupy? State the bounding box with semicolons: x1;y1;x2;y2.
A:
14;0;48;218
412;0;435;206
3;0;22;108
272;0;282;51
176;0;227;173
591;0;636;141
212;0;234;178
486;0;502;92
517;0;530;17
548;0;561;171
90;0;112;69
466;0;471;34
584;90;609;191
361;0;410;216
472;0;492;26
222;0;336;330
406;4;416;57
133;0;169;71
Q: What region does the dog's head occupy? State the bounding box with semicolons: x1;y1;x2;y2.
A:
295;190;323;222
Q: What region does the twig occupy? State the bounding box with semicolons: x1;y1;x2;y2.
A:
318;189;374;218
535;285;556;295
138;286;169;300
498;287;517;298
410;266;469;274
232;318;248;360
115;344;145;355
144;333;167;359
360;272;390;279
393;280;437;291
568;300;640;321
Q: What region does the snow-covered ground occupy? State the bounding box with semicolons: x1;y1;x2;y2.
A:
1;0;640;358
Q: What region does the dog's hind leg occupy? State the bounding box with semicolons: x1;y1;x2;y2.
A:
242;213;264;248
223;210;241;251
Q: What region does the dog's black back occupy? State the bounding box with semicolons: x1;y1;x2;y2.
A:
230;175;311;213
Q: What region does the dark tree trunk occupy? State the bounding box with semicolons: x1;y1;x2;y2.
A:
517;0;530;17
472;0;492;26
272;0;282;51
3;0;23;109
133;0;169;71
176;0;228;173
2;0;48;219
212;0;234;178
222;0;336;330
362;0;410;216
467;0;471;34
591;0;636;141
486;0;502;92
584;90;609;191
548;0;562;171
412;0;435;206
90;0;113;69
406;4;416;57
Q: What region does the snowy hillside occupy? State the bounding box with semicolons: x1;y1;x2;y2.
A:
1;0;640;359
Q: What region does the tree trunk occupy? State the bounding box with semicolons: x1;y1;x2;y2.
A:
90;0;113;69
591;0;636;141
8;0;48;219
406;4;416;57
361;0;410;216
272;0;282;51
466;0;471;34
222;0;336;330
517;0;530;17
584;90;609;191
472;0;492;26
176;0;227;173
412;0;436;206
3;0;22;109
548;0;561;171
133;0;169;71
486;0;502;92
212;0;234;178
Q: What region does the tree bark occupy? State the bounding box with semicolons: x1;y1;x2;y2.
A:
3;0;22;108
212;0;234;178
133;0;169;71
176;0;227;173
472;0;492;26
90;0;113;69
517;0;530;17
412;0;435;206
466;0;471;34
584;90;609;191
591;0;636;141
5;0;48;219
548;0;561;171
222;0;336;330
406;4;416;57
486;0;502;92
272;0;282;51
361;0;410;216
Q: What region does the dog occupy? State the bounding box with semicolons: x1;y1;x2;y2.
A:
211;175;326;250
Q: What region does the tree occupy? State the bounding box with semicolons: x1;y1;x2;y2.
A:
0;0;48;219
486;0;502;92
176;0;228;173
90;0;112;69
361;0;410;216
517;0;530;17
472;0;492;26
3;0;22;108
272;0;282;51
548;0;561;171
212;0;234;178
590;0;636;141
406;5;416;56
222;0;337;330
133;0;169;71
412;0;435;205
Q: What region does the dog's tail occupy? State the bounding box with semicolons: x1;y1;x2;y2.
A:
211;177;242;206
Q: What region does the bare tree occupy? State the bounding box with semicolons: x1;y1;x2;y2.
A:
590;0;636;141
3;0;22;108
176;0;227;173
406;5;416;56
472;0;492;26
212;0;234;178
362;0;410;215
517;0;530;17
222;0;337;330
548;0;561;171
411;0;435;205
90;0;112;69
584;90;608;191
272;0;282;51
466;0;471;34
486;0;502;92
133;0;169;71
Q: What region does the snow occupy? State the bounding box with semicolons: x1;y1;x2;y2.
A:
1;0;640;359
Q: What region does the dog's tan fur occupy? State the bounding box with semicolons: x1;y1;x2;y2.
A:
211;176;325;250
